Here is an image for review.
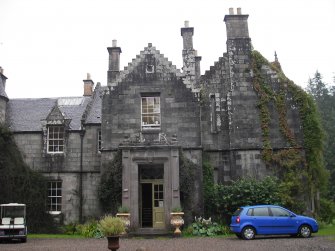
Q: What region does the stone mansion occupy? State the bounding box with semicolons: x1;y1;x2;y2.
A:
0;8;307;232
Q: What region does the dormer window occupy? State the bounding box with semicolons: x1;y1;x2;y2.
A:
141;95;160;130
47;125;64;153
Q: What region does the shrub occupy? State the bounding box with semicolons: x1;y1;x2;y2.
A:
207;176;283;222
319;198;335;224
191;216;227;236
98;216;125;236
78;219;103;238
117;206;130;213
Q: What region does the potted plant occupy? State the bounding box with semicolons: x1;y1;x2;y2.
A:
99;215;126;251
170;207;184;236
116;206;131;231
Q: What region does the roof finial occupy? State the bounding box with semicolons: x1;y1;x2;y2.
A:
274;51;278;62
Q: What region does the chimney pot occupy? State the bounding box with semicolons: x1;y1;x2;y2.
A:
184;20;189;28
237;8;242;15
87;73;91;80
112;39;117;47
229;8;234;15
0;67;3;74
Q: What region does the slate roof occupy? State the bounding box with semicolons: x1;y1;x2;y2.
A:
85;84;105;124
7;95;101;132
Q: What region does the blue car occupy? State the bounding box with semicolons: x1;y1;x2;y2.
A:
230;205;318;240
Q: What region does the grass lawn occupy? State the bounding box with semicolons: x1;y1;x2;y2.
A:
28;234;84;239
315;222;335;240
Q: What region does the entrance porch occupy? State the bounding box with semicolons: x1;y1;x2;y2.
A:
120;145;180;232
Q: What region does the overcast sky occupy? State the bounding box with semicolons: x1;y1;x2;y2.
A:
1;0;334;99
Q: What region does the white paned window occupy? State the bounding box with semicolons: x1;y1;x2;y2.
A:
47;126;64;153
141;96;161;129
47;181;62;214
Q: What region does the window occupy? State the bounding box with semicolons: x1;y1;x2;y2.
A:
98;130;102;152
253;207;270;216
47;126;64;153
47;181;62;214
141;96;161;129
270;207;290;217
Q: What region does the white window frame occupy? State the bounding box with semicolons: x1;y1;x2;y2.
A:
47;181;62;214
47;126;64;153
141;96;161;130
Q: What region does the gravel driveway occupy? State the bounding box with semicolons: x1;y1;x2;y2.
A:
0;236;334;251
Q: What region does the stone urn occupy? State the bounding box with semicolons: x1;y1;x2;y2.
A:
170;212;184;236
99;216;125;251
107;236;121;251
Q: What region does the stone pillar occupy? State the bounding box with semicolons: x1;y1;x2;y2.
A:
107;40;122;84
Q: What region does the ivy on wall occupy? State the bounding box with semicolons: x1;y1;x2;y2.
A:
98;150;122;214
251;51;328;210
179;150;197;223
0;124;56;233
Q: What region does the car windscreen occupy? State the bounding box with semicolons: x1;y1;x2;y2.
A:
1;206;25;218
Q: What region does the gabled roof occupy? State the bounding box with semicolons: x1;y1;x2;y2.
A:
109;44;182;90
7;96;95;132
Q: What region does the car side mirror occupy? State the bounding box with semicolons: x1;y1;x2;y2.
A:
290;214;296;217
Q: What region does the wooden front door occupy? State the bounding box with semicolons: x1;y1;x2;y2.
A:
152;182;164;228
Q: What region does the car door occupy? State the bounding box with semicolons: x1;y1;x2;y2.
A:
249;207;273;234
269;207;297;234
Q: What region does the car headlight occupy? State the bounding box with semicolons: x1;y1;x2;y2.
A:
0;230;4;236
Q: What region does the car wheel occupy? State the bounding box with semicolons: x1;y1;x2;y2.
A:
21;237;27;243
299;225;311;238
242;226;256;240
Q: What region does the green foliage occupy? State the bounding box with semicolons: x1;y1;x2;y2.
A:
98;150;122;214
78;219;103;238
171;206;183;213
98;215;125;236
208;177;282;221
307;71;335;201
319;198;335;224
190;216;229;236
117;206;129;213
179;150;197;222
202;157;215;217
0;124;56;233
251;51;328;213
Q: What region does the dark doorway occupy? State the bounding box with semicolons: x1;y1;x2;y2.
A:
141;183;153;227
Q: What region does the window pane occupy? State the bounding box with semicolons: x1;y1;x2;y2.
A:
253;207;269;216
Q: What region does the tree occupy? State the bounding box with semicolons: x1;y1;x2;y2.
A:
306;71;335;201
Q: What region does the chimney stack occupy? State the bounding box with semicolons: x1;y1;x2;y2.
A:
181;20;194;50
224;8;249;39
107;39;122;84
180;21;201;92
83;73;94;96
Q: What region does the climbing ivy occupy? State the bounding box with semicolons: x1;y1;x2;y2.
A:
179;150;197;223
251;51;328;210
0;124;56;233
98;150;123;214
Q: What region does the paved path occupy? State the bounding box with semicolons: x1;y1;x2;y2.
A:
0;236;334;251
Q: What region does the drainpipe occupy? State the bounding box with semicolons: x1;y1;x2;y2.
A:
79;119;86;223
